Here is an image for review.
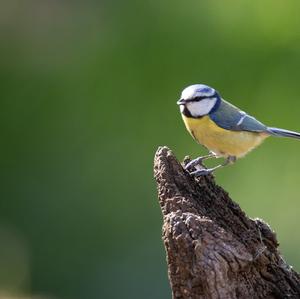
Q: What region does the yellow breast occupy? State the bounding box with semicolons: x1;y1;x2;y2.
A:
182;115;269;158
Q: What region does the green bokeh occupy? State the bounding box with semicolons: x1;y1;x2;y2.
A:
1;1;300;298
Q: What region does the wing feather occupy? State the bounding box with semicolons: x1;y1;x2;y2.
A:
209;99;267;132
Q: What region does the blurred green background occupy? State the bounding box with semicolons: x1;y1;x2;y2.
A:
1;1;300;298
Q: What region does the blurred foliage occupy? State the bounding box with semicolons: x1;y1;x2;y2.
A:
1;0;300;298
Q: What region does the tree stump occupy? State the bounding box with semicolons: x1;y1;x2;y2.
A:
153;146;300;299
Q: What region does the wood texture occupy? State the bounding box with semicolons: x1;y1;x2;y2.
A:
154;146;300;299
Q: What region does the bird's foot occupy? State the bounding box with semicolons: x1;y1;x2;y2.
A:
188;155;236;176
190;168;213;176
184;153;215;170
185;157;206;170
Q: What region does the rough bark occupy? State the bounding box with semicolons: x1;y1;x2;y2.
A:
154;146;300;299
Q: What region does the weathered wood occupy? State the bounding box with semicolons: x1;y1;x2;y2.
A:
154;146;300;299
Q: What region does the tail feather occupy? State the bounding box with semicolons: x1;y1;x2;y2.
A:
268;127;300;139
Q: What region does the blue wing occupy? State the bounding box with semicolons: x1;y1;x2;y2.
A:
209;99;268;132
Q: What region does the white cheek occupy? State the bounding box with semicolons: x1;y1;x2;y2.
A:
186;98;217;117
180;105;185;113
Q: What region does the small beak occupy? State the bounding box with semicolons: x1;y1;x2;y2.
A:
177;98;186;105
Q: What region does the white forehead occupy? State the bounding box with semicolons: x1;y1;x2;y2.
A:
181;84;215;100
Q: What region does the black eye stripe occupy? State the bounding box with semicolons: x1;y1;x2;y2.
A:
186;93;218;103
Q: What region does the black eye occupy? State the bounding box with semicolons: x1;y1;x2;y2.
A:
192;95;208;102
193;92;218;102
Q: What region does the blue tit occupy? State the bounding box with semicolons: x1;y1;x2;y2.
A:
177;84;300;176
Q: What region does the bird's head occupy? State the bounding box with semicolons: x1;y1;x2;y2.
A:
177;84;220;118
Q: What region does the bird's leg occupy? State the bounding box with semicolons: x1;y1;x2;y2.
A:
184;152;216;170
190;155;236;176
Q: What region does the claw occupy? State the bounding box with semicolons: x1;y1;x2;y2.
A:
184;153;215;170
190;168;212;176
189;155;237;176
185;157;205;170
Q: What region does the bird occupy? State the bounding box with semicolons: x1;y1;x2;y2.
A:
177;84;300;176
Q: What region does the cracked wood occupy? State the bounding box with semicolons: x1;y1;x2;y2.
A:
154;146;300;299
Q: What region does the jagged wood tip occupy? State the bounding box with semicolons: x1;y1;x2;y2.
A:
154;146;300;299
